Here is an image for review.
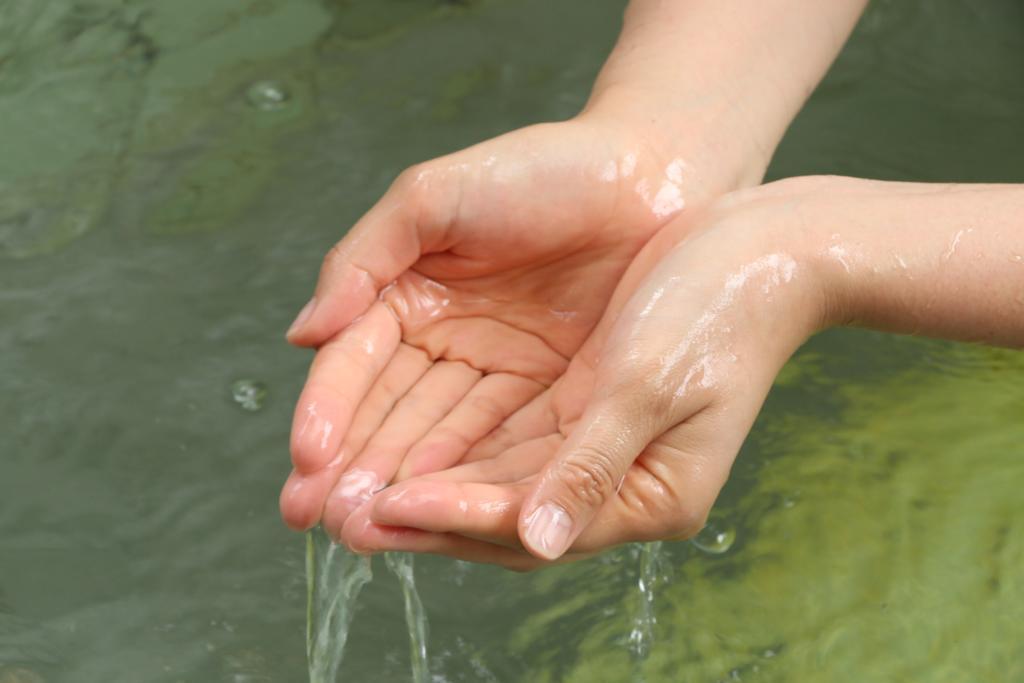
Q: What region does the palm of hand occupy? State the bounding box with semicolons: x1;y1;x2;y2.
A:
333;222;775;569
280;120;697;536
328;324;725;570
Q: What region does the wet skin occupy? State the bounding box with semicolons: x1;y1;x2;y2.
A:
279;116;727;540
340;176;1024;569
280;0;870;558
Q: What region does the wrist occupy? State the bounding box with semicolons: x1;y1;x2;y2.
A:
578;85;772;199
746;176;881;335
699;179;842;354
577;0;868;203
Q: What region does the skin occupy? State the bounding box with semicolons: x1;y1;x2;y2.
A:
341;176;1024;570
280;0;868;539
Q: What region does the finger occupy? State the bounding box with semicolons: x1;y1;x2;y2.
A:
366;431;720;556
321;361;481;538
369;480;526;547
461;388;558;463
395;373;545;480
331;343;433;467
412;433;561;485
566;402;742;553
517;396;663;561
278;461;346;531
372;423;723;555
279;343;431;529
341;503;580;571
286;165;455;346
290;302;401;473
366;435;561;546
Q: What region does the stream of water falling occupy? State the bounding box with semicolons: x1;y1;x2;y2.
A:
385;552;430;683
306;530;432;683
306;528;374;683
628;541;663;664
306;532;665;681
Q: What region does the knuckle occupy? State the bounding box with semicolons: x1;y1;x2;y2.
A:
394;160;459;237
621;469;707;542
481;424;517;452
663;501;708;541
556;446;621;509
301;380;355;419
394;163;433;203
321;241;348;274
318;337;369;370
467;392;507;423
377;371;410;401
429;425;472;452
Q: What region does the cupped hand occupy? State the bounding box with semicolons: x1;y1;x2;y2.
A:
279;114;725;537
338;179;833;569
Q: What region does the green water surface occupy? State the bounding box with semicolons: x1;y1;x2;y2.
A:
1;1;1022;681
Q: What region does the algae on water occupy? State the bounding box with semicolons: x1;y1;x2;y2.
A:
510;341;1024;683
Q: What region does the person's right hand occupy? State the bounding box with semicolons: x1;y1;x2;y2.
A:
278;114;747;538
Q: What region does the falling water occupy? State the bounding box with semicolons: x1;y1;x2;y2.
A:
692;519;737;555
385;552;430;683
307;535;668;681
628;541;663;662
306;528;374;683
305;533;430;682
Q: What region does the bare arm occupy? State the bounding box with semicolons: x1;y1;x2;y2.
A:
285;0;870;346
807;180;1024;346
345;177;1024;567
584;0;869;191
281;0;871;539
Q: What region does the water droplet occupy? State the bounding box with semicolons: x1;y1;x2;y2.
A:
231;379;267;412
692;520;736;555
246;80;291;111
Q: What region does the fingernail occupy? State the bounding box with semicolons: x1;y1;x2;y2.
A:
287;297;317;337
523;503;573;560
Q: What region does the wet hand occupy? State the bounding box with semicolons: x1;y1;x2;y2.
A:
337;179;831;568
279;115;726;537
277;0;867;547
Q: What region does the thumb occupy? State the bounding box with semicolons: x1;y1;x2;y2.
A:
518;398;660;560
286;163;456;346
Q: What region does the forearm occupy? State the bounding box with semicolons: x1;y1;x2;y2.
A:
583;0;868;189
806;180;1024;347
